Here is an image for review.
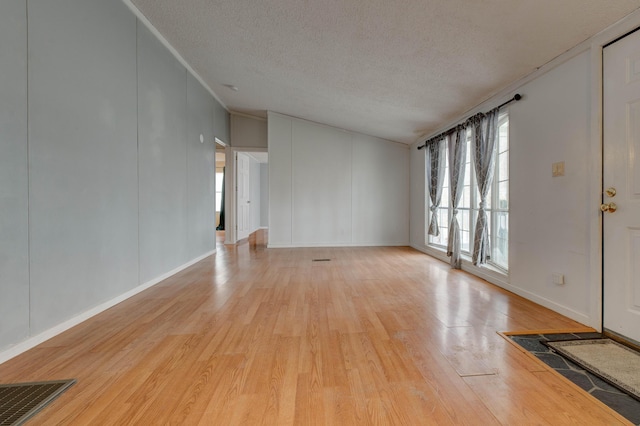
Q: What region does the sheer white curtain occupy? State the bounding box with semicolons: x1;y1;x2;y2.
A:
447;126;467;269
471;109;499;265
426;136;446;236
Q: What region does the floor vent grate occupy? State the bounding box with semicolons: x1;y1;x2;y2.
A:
0;379;76;426
312;258;331;262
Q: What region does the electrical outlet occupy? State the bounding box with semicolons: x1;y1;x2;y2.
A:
552;273;565;285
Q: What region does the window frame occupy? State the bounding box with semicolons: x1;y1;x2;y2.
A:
215;168;224;213
486;112;509;272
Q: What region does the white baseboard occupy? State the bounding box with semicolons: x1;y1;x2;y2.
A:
496;284;591;328
410;243;591;328
0;249;215;365
267;242;409;248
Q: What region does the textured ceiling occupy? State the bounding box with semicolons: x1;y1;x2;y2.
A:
130;0;640;144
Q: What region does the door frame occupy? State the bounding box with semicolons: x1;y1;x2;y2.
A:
224;147;268;244
589;12;640;332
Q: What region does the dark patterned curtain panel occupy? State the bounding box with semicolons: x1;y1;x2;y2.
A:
426;136;446;236
471;109;499;265
447;125;467;269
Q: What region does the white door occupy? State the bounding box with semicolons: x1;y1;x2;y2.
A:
603;29;640;343
236;152;251;240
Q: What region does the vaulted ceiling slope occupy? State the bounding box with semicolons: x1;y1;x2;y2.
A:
130;0;639;144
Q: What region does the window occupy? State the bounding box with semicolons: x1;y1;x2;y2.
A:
215;170;224;212
490;115;509;269
427;112;509;272
429;148;449;247
459;131;474;254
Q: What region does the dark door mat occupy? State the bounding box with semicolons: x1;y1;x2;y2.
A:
0;379;76;426
509;333;640;425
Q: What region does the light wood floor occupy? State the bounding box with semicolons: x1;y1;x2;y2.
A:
0;233;629;425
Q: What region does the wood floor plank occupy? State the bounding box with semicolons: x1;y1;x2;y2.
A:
463;366;628;425
0;232;628;425
394;329;501;425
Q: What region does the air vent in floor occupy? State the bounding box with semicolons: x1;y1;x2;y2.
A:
0;379;76;426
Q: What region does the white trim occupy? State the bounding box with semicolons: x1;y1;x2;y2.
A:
267;242;409;248
120;0;228;111
588;43;605;332
412;243;509;286
224;146;235;244
0;249;215;365
501;285;591;326
410;243;591;325
269;111;409;148
230;111;267;122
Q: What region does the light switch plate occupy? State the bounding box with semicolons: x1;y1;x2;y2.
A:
552;161;565;177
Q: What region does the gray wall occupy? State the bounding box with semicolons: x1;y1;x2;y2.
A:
250;158;262;232
137;23;189;283
187;74;217;260
28;0;139;334
214;99;230;144
268;113;410;247
0;0;29;346
0;0;223;353
260;164;269;228
230;114;267;148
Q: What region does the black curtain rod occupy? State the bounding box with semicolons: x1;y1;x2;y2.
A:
417;93;521;150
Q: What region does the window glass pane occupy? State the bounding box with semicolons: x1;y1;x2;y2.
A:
498;152;508;181
492;212;508;269
498;181;508;209
499;121;509;153
464;163;471;187
439;208;449;246
215;172;224;212
460;209;470;253
428;207;449;247
461;185;470;208
427;147;450;246
441;161;450;208
491;114;509;270
441;192;449;208
215;173;224;192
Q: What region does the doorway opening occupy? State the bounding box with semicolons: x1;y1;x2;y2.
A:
214;138;226;248
227;149;268;244
235;151;268;242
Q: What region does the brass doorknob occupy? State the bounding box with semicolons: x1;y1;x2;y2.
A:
604;187;617;198
600;202;617;213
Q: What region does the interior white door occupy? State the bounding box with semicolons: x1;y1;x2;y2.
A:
236;152;251;240
603;29;640;344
